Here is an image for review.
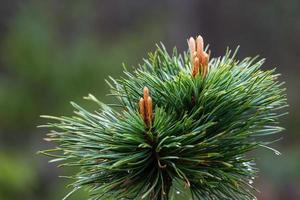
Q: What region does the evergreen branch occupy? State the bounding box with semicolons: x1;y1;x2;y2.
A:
39;35;287;200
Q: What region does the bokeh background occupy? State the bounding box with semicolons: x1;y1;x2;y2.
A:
0;0;299;199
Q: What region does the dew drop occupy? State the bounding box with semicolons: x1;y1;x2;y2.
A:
274;151;281;156
176;191;180;194
249;180;253;184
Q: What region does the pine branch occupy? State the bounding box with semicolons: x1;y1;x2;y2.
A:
39;35;287;200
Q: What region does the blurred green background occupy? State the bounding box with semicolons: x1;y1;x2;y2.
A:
0;1;299;199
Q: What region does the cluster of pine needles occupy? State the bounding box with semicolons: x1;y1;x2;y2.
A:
39;35;287;200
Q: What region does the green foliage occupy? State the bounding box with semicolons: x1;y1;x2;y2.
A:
40;44;287;200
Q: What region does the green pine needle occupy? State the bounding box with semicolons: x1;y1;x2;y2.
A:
39;42;287;200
